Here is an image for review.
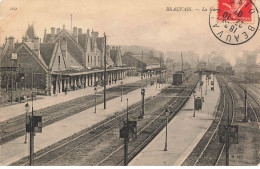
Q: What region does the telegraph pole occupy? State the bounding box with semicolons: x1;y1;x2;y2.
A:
243;88;248;122
205;76;207;95
71;14;72;30
181;52;183;72
159;53;162;88
226;102;230;166
141;51;144;89
30;73;35;166
124;98;129;166
104;33;107;109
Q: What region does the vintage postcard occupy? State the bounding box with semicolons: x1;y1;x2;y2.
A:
0;0;259;166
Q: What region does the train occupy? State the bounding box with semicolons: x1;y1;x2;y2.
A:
172;72;184;85
172;69;194;85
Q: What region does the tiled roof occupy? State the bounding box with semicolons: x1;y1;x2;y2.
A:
66;38;83;63
64;51;84;69
78;34;87;49
130;54;160;65
43;34;52;43
110;49;118;64
90;38;94;51
40;43;56;66
96;37;104;52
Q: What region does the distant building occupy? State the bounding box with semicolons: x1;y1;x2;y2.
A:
122;52;164;71
165;58;174;70
245;51;257;66
197;61;207;69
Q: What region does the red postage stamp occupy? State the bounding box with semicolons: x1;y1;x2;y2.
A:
218;0;253;22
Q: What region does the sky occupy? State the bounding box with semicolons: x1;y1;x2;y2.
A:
0;0;260;65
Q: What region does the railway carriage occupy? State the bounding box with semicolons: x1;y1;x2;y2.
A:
172;72;185;85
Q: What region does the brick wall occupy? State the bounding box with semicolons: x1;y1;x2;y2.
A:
1;46;48;91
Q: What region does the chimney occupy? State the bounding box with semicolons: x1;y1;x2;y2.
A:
7;36;15;50
33;37;40;50
73;27;78;43
32;37;40;57
87;29;90;36
91;29;95;37
78;28;82;35
95;32;99;37
56;28;61;34
51;27;55;37
61;38;67;59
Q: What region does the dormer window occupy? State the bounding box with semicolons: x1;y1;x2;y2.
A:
58;55;60;65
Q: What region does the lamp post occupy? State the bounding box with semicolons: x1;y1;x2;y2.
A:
205;76;207;95
121;81;123;102
94;86;97;113
145;73;148;88
193;90;196;117
24;103;30;144
164;109;170;151
29;111;34;165
138;88;145;119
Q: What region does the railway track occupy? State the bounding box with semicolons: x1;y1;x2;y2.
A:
235;83;260;128
11;74;199;166
182;75;235;166
216;77;260;165
0;80;145;145
99;75;199;166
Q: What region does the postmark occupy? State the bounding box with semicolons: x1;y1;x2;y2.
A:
209;0;259;45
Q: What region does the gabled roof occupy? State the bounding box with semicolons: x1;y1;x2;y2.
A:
40;43;56;66
15;42;48;71
43;29;84;64
0;43;22;67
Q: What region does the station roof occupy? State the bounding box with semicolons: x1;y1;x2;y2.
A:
52;67;129;76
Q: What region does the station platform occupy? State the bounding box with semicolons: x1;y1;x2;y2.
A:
0;77;140;122
129;75;220;166
0;81;168;166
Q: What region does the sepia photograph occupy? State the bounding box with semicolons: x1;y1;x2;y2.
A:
0;0;259;166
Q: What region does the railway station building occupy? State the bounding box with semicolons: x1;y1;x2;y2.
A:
122;52;167;79
0;25;131;95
